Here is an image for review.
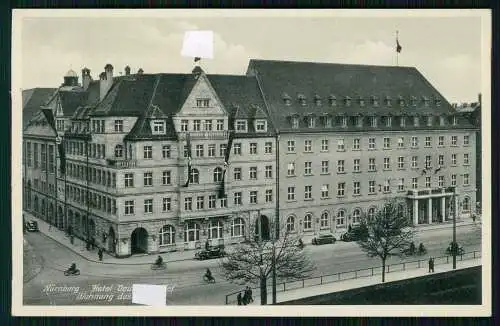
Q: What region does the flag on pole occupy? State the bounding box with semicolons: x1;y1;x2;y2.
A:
396;32;402;53
218;131;234;199
183;133;192;187
40;108;66;174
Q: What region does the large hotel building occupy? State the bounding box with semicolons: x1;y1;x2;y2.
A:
23;59;479;257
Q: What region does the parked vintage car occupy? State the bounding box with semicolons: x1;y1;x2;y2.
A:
311;234;337;245
340;223;368;242
25;220;39;232
195;246;226;260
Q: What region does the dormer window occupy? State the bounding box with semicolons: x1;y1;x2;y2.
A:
152;120;166;134
255;120;267;132
354;116;363;128
292;117;299;129
359;97;365;107
439;116;445;126
181;119;188;131
413;116;419;127
329;95;337;106
452;116;458;126
385;96;392;107
308;116;315;128
114;120;123;132
435;98;442;107
236;120;248;132
398;96;405;107
325;116;332;128
282;93;291;106
345;96;351;106
196;98;210;108
400;116;406;127
298;94;306;106
423;96;430;107
427;116;433;126
314;95;322;106
372;96;379;107
370;116;377;128
385;116;392;127
341;116;347;128
410;96;417;106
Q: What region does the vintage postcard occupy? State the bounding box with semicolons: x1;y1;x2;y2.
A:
12;9;491;316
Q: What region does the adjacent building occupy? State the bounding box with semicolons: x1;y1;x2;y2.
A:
23;59;479;256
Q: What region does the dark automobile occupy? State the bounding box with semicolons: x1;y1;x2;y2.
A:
341;223;368;242
311;234;336;245
25;220;39;232
195;246;226;260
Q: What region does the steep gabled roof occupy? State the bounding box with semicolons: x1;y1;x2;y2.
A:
59;90;88;117
247;59;456;132
22;88;57;128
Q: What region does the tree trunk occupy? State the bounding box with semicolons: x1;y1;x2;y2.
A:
381;258;386;283
260;275;267;305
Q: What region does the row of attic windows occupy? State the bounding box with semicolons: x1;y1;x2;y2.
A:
282;94;442;107
291;115;459;129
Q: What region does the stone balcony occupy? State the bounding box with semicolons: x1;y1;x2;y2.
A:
178;130;230;140
106;159;137;169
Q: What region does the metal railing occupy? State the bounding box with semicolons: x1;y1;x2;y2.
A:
224;250;481;305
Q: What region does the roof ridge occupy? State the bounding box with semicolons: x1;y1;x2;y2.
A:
249;58;417;70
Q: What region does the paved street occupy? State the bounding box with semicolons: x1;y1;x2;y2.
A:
23;223;481;305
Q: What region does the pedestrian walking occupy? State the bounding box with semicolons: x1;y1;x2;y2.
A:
472;214;476;223
237;292;242;306
428;257;432;273
98;248;103;261
246;286;254;303
70;234;74;245
430;258;435;273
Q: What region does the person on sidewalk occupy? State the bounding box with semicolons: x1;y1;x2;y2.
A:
430;258;435;273
98;248;103;261
237;292;242;305
242;288;248;305
428;257;432;273
70;234;74;245
246;286;254;303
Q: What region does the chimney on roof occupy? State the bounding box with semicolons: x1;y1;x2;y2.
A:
100;64;114;102
137;68;144;75
125;65;131;76
81;67;92;91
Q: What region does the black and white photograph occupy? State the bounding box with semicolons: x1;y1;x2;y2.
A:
12;9;491;316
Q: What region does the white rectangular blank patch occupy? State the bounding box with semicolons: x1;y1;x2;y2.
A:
132;284;167;306
181;30;214;59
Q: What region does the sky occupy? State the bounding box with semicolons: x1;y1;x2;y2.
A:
19;12;484;103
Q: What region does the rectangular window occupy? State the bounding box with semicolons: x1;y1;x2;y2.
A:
48;145;54;173
353;138;360;150
439;155;444;166
143;172;153;187
464;135;470;145
250;191;258;204
265;189;273;203
114;120;123;132
369;180;376;194
204;120;213;131
26;142;32;167
368;138;376;150
193;120;201;131
337;182;345;197
125;200;134;215
337;160;345;173
383;137;391;149
162;145;171;158
233;143;242;155
438;136;444;146
184;197;192;211
383;180;390;193
384;157;390;170
353;159;360;172
463;174;470;186
265;142;272;154
341;116;347;127
208;144;216;157
369;158;376;171
249;143;257;154
321;160;329;174
464;153;470;165
337;139;345;151
451;174;457;186
287;140;295;152
400;117;406;127
152;121;165;134
143;146;152;159
292;117;299;129
304;161;312;175
398;156;405;169
353;181;360;195
304;185;312;200
438;176;444;187
249;166;258;180
398;137;404;148
195;144;204;157
236;120;247;131
216;119;224;131
451;136;458;146
304;140;312;152
288;187;295;201
144;199;153;213
220;197;227;208
265;165;273;179
196;99;210;107
425;136;432;147
41;144;47;171
197;196;204;210
425;155;432;169
398;178;405;191
162;197;171;212
124;173;134;188
386;116;392;127
451;154;457;165
411;156;418;168
308;117;315;128
220;144;227;157
233;167;242;181
411;136;418;148
370;116;377;127
256;120;267;132
181;120;188;131
287;162;296;176
321;184;329;198
412;177;418;189
209;195;216;209
234;192;242;205
425;177;431;188
162;171;171;185
321;139;329;151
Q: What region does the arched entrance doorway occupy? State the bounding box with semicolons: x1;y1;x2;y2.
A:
108;227;116;253
255;215;270;241
131;227;148;254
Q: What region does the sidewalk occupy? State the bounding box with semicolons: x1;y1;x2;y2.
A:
23;211;197;265
243;257;481;305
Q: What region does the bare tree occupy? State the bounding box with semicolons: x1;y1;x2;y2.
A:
220;219;315;305
357;199;414;283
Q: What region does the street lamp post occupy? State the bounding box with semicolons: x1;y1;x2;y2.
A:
452;186;457;269
272;235;277;304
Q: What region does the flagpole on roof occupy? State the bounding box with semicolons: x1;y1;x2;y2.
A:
396;30;402;66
